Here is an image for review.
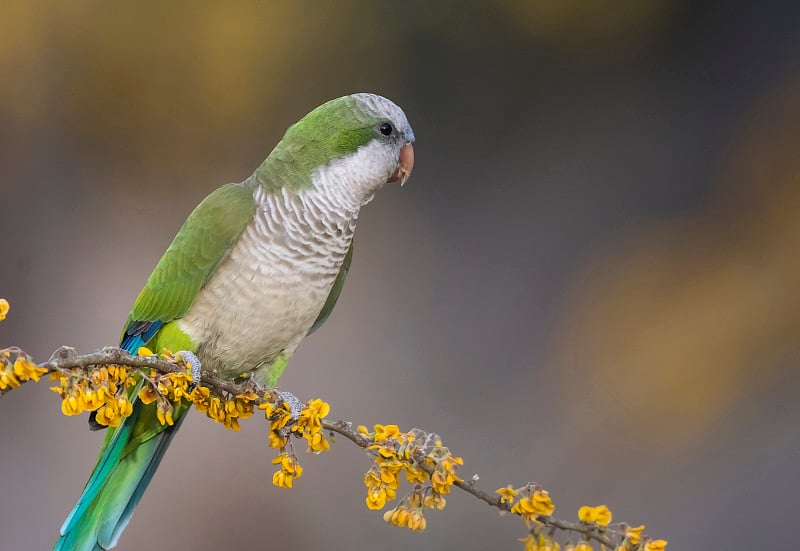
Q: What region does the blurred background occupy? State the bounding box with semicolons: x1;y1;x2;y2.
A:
1;1;799;549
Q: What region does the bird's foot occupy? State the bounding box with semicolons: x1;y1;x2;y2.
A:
176;350;202;389
268;390;304;438
276;391;303;420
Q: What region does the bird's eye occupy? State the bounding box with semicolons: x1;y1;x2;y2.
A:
379;122;393;136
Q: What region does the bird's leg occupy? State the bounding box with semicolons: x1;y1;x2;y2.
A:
277;391;303;420
176;350;202;389
272;390;304;438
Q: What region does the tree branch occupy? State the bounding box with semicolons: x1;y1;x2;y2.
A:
1;347;628;548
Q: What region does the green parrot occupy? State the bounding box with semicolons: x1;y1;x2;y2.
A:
55;93;415;551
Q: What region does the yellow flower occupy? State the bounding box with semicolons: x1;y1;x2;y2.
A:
94;404;119;427
496;485;519;504
224;416;241;431
139;384;158;405
156;402;174;426
13;357;48;382
81;389;103;411
383;507;411;527
272;470;293;489
191;386;211;411
268;431;288;449
519;534;537;551
297;398;329;430
232;397;254;418
365;485;387;510
0;367;20;390
431;470;457;494
263;400;292;431
511;489;555;519
107;365;128;383
307;431;330;452
406;510;426;532
625;525;645;545
422;493;446;510
61;393;85;416
116;396;133;418
520;534;560;551
292;398;331;452
574;542;593;551
373;424;401;442
0;298;9;321
578;505;612;526
1;349;47;390
271;452;303;489
644;539;668;551
208;396;225;423
404;465;428;484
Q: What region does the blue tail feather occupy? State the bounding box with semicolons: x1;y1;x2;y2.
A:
55;317;180;551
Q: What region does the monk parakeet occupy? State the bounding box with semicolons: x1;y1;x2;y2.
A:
55;93;415;551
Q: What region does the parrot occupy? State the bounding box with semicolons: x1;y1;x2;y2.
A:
54;93;415;551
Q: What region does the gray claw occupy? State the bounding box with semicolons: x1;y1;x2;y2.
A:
274;391;304;437
177;350;202;387
277;391;303;420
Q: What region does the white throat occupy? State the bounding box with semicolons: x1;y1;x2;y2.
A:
305;140;395;214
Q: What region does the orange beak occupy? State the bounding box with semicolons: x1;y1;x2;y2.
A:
388;143;414;186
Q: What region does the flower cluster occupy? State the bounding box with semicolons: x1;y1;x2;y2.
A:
520;533;560;551
261;397;331;488
271;451;304;488
560;537;668;551
578;505;612;526
509;485;556;526
616;524;667;551
359;424;463;532
49;363;135;427
261;399;294;448
0;347;48;391
189;386;255;431
292;398;331;453
501;496;667;551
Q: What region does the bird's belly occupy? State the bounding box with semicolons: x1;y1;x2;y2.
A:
177;218;347;377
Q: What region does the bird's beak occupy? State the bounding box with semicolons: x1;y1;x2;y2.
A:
388;143;414;187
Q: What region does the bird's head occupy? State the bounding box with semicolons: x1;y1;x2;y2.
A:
254;93;415;209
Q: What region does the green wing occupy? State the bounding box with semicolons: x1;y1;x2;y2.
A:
127;183;257;327
308;239;353;335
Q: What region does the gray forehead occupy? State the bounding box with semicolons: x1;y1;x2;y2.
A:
352;93;415;142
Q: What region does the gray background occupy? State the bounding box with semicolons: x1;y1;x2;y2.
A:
1;1;799;549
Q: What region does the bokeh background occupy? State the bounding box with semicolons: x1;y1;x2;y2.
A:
2;1;799;549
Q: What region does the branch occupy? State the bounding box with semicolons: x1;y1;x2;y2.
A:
0;346;659;550
319;417;618;547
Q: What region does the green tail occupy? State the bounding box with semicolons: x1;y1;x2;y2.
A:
54;398;185;551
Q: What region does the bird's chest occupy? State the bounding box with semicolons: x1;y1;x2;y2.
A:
178;202;354;375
